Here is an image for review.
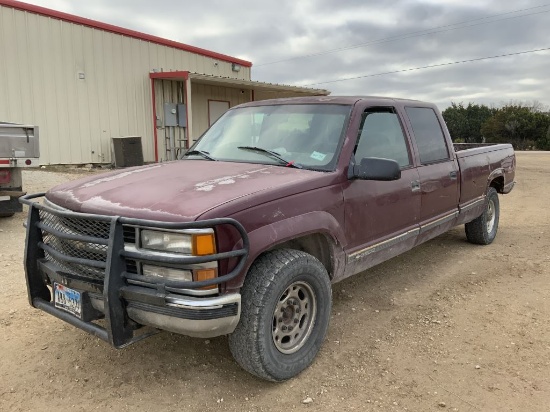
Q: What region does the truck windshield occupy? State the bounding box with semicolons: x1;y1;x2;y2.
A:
184;104;351;171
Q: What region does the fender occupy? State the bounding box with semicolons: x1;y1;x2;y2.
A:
236;211;347;287
456;168;503;226
487;167;504;192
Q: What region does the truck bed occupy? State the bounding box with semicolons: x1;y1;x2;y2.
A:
455;143;515;207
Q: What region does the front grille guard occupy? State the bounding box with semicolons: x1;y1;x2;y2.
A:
20;193;250;347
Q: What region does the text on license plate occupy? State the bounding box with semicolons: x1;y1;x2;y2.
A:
54;283;82;318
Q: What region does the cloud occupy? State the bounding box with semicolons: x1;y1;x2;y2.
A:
21;0;550;108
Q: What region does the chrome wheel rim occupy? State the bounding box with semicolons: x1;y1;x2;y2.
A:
272;281;317;354
486;198;496;233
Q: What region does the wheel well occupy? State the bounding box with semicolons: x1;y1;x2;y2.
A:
268;233;335;278
489;176;504;193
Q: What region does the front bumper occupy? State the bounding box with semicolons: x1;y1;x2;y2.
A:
125;292;241;338
20;193;249;347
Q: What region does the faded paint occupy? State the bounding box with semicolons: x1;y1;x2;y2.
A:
81;165;162;188
193;168;275;192
85;195;184;220
46;160;328;222
272;209;285;218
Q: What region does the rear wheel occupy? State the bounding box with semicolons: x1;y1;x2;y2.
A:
229;249;332;381
465;187;500;245
0;213;15;218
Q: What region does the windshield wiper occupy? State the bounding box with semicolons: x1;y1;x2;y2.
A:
183;150;216;161
237;146;302;169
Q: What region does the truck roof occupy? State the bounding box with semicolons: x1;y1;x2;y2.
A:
236;95;427;108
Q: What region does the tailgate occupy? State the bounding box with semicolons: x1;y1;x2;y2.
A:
0;123;40;159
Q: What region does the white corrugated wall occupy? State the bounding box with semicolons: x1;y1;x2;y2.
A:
0;5;250;164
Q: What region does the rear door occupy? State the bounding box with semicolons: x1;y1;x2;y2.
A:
402;106;459;242
342;106;421;277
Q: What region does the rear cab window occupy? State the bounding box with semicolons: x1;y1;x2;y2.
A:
405;107;450;164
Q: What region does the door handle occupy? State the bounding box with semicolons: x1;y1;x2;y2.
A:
411;180;421;192
449;171;458;180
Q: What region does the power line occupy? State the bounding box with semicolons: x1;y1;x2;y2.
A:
256;4;550;67
257;5;549;66
304;47;550;86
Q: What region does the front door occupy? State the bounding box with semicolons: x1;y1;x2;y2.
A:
343;107;421;277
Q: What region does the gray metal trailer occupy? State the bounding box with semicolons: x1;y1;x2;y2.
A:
0;122;40;217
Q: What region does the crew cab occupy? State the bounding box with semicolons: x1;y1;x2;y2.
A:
21;96;515;381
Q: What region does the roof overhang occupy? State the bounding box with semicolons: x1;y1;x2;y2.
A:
149;71;330;96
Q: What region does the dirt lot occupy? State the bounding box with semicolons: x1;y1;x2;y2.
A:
0;152;548;411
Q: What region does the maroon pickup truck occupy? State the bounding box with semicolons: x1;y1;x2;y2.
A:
21;96;515;381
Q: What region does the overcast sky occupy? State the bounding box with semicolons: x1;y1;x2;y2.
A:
23;0;550;109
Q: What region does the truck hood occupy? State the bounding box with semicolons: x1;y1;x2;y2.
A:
46;161;326;221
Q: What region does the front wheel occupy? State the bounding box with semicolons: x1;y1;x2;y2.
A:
229;249;332;381
465;187;500;245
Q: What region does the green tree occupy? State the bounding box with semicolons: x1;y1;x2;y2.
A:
442;102;495;143
535;122;550;150
481;104;550;150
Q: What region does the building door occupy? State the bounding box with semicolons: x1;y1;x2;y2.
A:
154;79;188;161
208;100;230;126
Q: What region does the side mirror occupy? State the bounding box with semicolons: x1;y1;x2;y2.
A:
353;157;401;181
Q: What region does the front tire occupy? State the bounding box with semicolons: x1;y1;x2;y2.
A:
229;249;332;381
465;187;500;245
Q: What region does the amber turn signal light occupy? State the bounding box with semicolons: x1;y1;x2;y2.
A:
192;233;216;256
194;268;218;290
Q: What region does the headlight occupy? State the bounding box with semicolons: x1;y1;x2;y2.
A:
140;230;216;255
142;265;218;289
141;230;192;253
142;264;193;282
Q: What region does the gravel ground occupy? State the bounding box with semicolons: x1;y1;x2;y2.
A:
0;152;548;411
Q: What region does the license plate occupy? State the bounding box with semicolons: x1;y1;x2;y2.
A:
53;283;82;318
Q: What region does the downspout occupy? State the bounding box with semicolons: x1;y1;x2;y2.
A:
184;80;190;148
150;78;159;162
183;73;192;148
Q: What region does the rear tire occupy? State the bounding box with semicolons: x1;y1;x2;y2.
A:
0;213;15;218
465;187;500;245
229;249;332;381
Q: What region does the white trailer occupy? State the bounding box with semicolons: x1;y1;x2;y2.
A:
0;123;39;217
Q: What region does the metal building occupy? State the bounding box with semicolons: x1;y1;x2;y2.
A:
0;0;328;164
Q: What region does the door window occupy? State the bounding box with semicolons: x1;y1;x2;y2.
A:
405;107;450;164
355;109;411;168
